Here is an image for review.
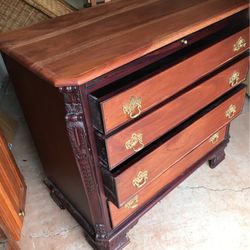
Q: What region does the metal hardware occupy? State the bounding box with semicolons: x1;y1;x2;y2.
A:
181;39;188;45
209;132;220;145
229;72;240;87
125;133;144;152
8;143;13;151
132;171;148;189
125;195;138;209
123;96;142;119
225;104;237;119
18;210;25;217
233;37;247;52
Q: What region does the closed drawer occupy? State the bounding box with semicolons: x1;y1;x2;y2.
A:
90;27;249;134
103;85;246;208
108;125;228;228
98;58;249;169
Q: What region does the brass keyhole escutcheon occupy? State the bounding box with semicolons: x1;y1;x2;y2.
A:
123;96;142;119
125;195;139;209
229;72;240;87
233;37;247;52
225;104;237;119
132;171;148;189
209;132;220;145
125;133;144;152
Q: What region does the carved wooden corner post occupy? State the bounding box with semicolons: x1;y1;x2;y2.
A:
57;86;112;248
58;86;131;249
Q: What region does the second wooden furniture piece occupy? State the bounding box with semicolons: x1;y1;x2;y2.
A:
0;129;26;250
0;0;249;249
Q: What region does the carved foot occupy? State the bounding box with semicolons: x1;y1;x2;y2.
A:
43;177;65;209
208;148;226;169
84;230;130;250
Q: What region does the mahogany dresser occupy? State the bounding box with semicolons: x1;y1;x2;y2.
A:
0;0;249;249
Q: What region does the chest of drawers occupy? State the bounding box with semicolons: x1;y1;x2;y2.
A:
0;0;249;249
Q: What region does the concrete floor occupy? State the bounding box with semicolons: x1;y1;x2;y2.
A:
0;87;249;250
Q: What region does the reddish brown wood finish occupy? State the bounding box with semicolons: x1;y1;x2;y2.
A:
0;129;26;241
0;1;248;249
108;125;228;227
104;87;246;206
0;0;248;86
97;28;249;133
103;57;248;169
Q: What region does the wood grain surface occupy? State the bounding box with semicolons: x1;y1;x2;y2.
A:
0;0;248;87
0;129;26;241
103;57;248;169
108;125;227;227
97;28;249;133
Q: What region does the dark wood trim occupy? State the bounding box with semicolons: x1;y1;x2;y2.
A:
60;87;111;234
58;86;112;238
80;88;114;234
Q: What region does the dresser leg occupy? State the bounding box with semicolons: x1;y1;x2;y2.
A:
208;145;226;169
84;230;130;250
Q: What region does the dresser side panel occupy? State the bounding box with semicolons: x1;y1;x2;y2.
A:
2;54;94;227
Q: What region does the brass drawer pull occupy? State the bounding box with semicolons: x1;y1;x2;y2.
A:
123;96;142;119
125;195;138;209
225;104;237;119
209;132;220;145
133;171;148;189
229;72;240;87
125;133;144;152
233;37;247;52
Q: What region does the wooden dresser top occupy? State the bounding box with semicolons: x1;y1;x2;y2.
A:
0;0;248;87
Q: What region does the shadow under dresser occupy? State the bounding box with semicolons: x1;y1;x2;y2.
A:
0;0;249;249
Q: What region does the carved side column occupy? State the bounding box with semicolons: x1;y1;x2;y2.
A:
59;86;111;246
59;86;133;250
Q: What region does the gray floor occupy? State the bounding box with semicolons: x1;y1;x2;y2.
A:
0;86;249;250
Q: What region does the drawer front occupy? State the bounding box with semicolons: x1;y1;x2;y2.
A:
108;126;228;227
103;58;249;169
105;86;246;207
96;27;249;134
